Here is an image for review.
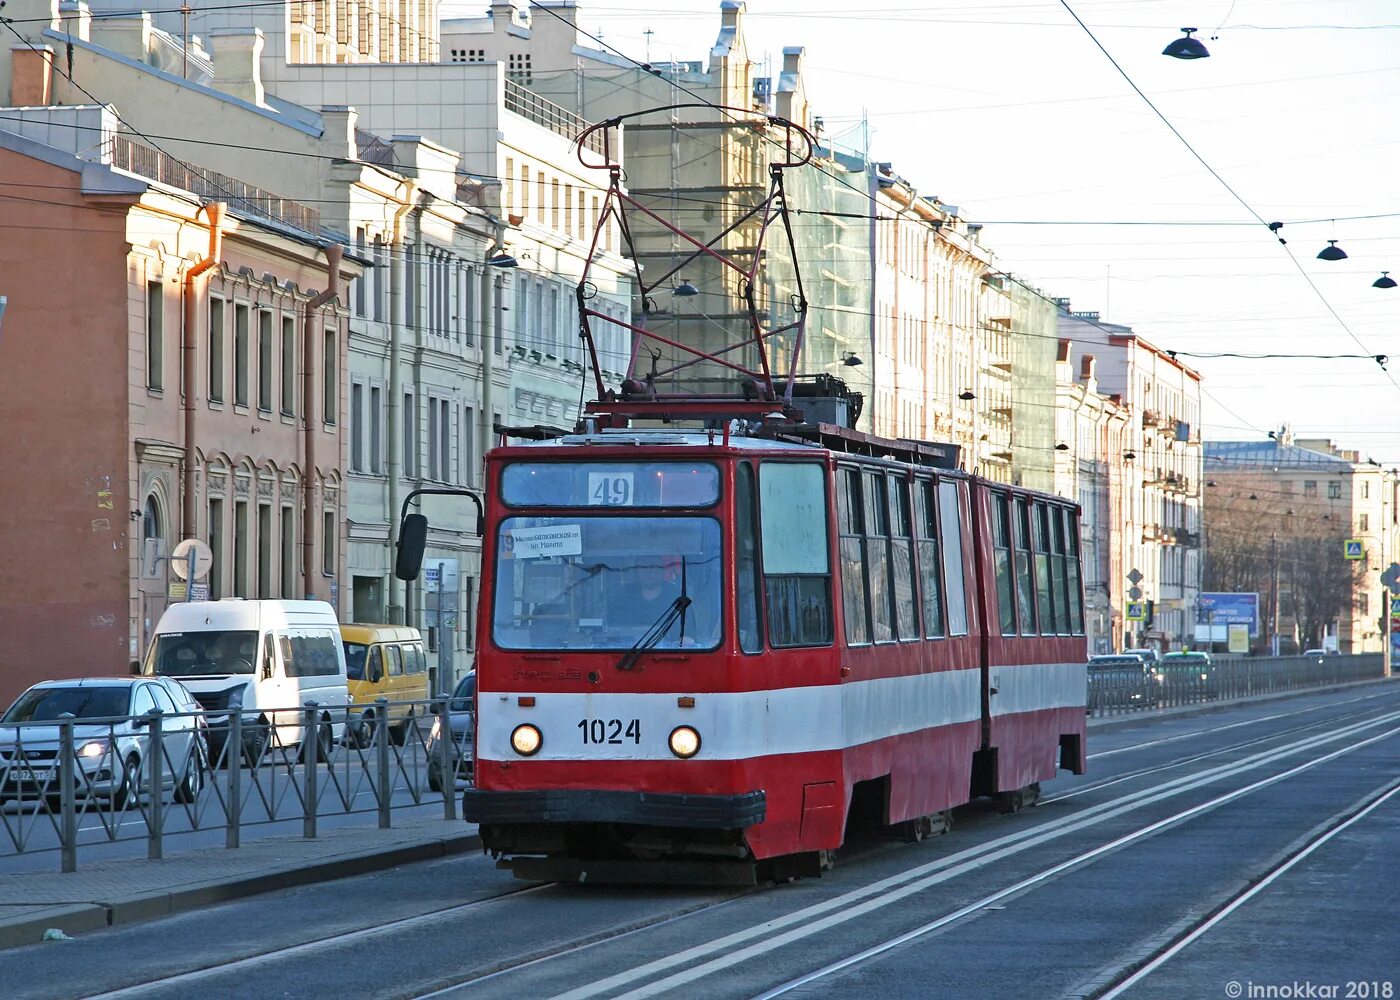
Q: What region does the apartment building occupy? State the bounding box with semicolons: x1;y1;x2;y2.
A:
0;115;359;700
1058;302;1204;651
1204;430;1399;653
1054;344;1130;653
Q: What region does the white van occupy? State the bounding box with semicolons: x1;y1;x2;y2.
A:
142;599;349;762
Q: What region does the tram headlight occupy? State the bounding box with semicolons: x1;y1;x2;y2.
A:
510;723;542;757
668;725;701;759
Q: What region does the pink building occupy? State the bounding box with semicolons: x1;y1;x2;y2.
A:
0;121;360;702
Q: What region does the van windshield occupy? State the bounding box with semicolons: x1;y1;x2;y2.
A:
148;631;259;677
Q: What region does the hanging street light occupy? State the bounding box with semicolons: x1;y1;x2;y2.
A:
673;279;699;297
1162;28;1209;60
1373;272;1397;289
1316;240;1348;261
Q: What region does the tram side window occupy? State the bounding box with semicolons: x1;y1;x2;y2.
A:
1063;507;1085;635
1013;497;1036;635
887;476;918;642
759;462;833;647
990;493;1017;635
913;479;945;638
938;480;969;636
735;463;764;654
1050;505;1070;634
1032;501;1058;635
837;468;870;645
866;472;895;643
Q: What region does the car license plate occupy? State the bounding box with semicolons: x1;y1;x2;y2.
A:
19;766;54;782
576;718;641;746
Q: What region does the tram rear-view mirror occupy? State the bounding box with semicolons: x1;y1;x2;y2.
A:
395;513;429;582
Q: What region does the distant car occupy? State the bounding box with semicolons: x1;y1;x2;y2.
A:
1160;651;1218;696
427;671;475;794
0;677;206;808
1302;648;1330;658
1121;647;1160;665
1087;655;1156;709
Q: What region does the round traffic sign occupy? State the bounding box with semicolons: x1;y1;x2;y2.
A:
171;538;214;581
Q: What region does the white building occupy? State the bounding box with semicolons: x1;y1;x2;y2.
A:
1058;302;1204;651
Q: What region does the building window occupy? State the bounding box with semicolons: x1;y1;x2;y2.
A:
258;311;273;411
1362;481;1370;499
208;298;225;402
354;228;367;316
233;500;249;598
370;386;383;473
257;504;272;599
323;328;337;424
234;304;250;407
1360;513;1369;532
146;281;163;391
208;497;224;600
403;391;415;477
1359;592;1369;616
439;399;451;483
322;509;336;576
462;405;474;486
1328;480;1342;499
281;316;296;416
281;506;296;597
351;382;365;472
1304;480;1317;497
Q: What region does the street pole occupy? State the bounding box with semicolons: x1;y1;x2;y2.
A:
187;547;197;603
1271;532;1281;657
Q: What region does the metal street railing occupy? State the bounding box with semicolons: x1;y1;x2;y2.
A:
0;698;471;872
1087;653;1385;718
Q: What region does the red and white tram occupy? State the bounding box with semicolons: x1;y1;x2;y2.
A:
397;107;1087;883
456;422;1086;883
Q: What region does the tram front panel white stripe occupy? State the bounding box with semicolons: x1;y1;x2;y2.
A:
478;669;982;763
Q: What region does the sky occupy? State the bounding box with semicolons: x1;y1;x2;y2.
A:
448;0;1400;461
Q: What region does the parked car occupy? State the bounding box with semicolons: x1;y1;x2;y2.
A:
427;671;475;794
1159;651;1218;696
1087;655;1156;709
0;677;206;808
1121;647;1160;665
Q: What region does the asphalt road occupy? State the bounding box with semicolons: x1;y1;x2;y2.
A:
5;682;1399;1000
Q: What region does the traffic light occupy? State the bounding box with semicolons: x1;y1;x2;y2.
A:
1145;600;1155;629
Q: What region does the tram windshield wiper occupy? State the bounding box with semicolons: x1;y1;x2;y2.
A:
616;557;691;671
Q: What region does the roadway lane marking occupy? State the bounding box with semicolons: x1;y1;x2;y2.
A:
1097;778;1400;1000
545;708;1400;1000
1087;687;1398;759
703;726;1400;1000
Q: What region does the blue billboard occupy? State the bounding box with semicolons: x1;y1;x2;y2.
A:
1196;592;1260;638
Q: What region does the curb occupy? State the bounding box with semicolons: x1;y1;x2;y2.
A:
1087;674;1396;733
0;830;481;950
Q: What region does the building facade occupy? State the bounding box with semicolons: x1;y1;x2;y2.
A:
1058;303;1204;651
0;119;358;701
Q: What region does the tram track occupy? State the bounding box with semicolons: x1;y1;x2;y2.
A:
1045;692;1400;805
60;694;1400;1000
1087;776;1400;1000
418;702;1400;999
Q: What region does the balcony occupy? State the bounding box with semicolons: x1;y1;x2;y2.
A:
504;79;606;155
107;135;321;234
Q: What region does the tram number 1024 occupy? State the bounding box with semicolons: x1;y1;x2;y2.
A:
577;718;642;745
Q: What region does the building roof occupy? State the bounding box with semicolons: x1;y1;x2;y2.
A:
1205;439;1355;471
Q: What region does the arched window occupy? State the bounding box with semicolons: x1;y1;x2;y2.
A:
142;495;162;542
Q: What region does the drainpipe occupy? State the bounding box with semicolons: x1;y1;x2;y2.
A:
386;185;416;625
481;218;507;468
302;243;344;600
182;202;226;539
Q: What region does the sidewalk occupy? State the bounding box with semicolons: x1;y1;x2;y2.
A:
0;814;479;949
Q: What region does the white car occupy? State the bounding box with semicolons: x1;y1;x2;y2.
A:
0;677;206;808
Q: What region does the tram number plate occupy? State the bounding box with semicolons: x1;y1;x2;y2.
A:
577;718;641;746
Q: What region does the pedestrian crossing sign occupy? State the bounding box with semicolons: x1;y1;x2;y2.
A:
1344;539;1364;560
1126;601;1147;621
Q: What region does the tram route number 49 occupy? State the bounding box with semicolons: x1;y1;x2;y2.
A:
578;718;642;745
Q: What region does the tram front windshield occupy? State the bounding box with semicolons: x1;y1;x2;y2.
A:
492;516;722;651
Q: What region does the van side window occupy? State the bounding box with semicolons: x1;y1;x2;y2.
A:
262;638;278;679
403;644;426;674
386;645;404;676
284;630;340;677
365;646;383;683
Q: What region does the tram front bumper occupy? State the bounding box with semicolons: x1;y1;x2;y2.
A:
462;788;766;829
